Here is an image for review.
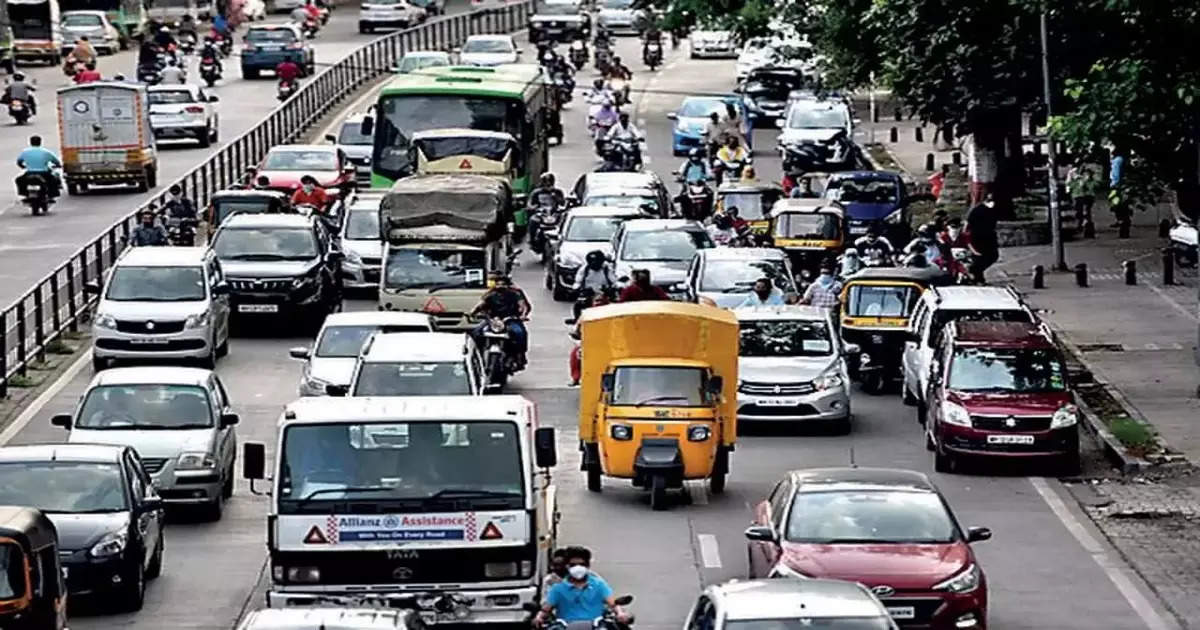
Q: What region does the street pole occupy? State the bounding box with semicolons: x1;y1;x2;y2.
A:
1040;8;1067;271
868;71;876;145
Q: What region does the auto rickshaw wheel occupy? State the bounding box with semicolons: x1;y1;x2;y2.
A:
709;470;726;495
860;371;883;395
649;474;668;511
586;462;602;492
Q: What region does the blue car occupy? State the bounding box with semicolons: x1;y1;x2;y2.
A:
667;95;755;156
825;171;916;243
241;24;315;80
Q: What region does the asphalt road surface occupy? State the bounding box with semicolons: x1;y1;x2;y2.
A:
1;33;1178;630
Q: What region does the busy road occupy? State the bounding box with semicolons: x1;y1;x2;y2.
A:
0;27;1176;630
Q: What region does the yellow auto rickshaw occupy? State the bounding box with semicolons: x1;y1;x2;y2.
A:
0;506;67;630
770;198;845;276
714;181;784;238
578;302;738;510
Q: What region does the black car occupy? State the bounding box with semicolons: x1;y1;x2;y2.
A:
0;443;165;612
738;67;807;126
210;213;344;330
528;1;591;43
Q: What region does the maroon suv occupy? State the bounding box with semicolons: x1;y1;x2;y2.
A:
924;321;1079;474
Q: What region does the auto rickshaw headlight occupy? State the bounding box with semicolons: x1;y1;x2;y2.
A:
687;425;711;442
610;424;633;440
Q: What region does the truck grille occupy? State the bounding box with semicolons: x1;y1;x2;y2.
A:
740;381;816;395
115;319;186;334
970;415;1052;432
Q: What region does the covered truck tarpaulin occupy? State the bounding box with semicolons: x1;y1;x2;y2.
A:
380;174;513;240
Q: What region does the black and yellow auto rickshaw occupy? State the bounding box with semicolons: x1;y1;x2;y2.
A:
0;506;67;630
839;266;950;394
769;198;844;276
714;181;784;241
204;189;293;239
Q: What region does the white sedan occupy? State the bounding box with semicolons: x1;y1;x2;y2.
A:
458;34;520;66
147;85;220;148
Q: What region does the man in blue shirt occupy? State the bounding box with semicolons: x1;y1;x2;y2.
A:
16;135;62;198
737;278;786;307
537;546;627;625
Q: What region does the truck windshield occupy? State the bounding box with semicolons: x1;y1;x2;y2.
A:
373;94;524;181
278;421;523;512
353;362;471;396
384;249;487;290
948;348;1067;393
416;136;512;162
610;366;709;407
0;544;26;600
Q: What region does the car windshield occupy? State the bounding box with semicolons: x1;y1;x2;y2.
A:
353;361;471;396
277;421;522;511
678;99;725;118
148;89;196;105
566;216;625;241
610;366;710;407
214;227;317;260
397;53;450;72
0;462;127;514
263;150;337;171
621;230;712;261
701;259;790;292
463;38;512;53
384;248;487;290
64;14;104;26
536;3;578;15
0;544;25;599
247;28;297;43
775;213;841;240
739;320;832;357
584;194;658;211
845;285;919;318
314;325;429;357
726;620;893;630
949;347;1067;393
76;384;213;430
826;179;899;205
720;192;767;221
344;210;380;240
786;106;847;129
105;266;206;302
786;490;957;544
600;0;632;7
338;122;374;146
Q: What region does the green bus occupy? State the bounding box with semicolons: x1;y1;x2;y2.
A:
363;64;553;195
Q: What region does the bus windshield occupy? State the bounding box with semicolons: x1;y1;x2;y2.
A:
374;94;525;181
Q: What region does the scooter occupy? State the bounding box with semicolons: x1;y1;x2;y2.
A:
19;170;56;216
528;202;561;260
277;79;298;101
607;77;630;107
8;99;31;125
601;136;641;172
643;40;662;70
179;32;197;55
569;40;588;68
199;56;221;87
712;154;750;186
674;175;713;220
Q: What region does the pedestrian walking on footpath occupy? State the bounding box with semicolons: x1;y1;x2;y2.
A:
1066;161;1100;226
1108;145;1131;227
965;195;999;284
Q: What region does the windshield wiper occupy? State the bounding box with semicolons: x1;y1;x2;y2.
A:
293;486;399;508
633;396;690;406
229;253;288;260
421;488;522;500
427;282;471;293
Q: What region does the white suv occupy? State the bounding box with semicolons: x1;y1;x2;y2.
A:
88;247;231;371
902;286;1037;409
147;85;220;148
289;311;435;396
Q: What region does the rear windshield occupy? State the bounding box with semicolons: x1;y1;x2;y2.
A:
929;308;1034;347
149;90;195;105
247;28;297;43
353;362;472;396
775;213;840;240
845;285;919;318
63;14;104;27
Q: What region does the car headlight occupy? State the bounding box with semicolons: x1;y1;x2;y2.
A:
343;249;363;266
184;310;210;329
301;374;331;396
942;401;972;427
933;563;982;594
89;530;128;558
94;312;117;329
557;251;584;267
814;370;843;391
1051;404;1079;429
769;563;810;579
292;273;317;289
177;451;217;470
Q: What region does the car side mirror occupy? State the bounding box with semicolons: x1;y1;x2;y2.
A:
288;346;311;360
744;525;776;542
774;119;784;128
666;112;677;120
209;95;220;103
51;413;72;429
966;526;992;543
601;373;614;392
212;281;230;296
139;496;164;513
220;412;240;427
707;375;724;394
534;426;557;468
325;384;349;397
359;115;374;137
83;280;101;295
242;442;266;480
325;133;337;143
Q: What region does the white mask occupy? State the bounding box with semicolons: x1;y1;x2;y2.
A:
302;184;314;193
567;565;588;580
948;227;961;240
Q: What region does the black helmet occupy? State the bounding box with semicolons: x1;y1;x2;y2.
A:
12;72;25;81
688;148;703;160
916;223;934;239
585;250;606;266
540;172;555;186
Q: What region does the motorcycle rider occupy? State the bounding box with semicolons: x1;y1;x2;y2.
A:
707;210;736;245
618;268;670;302
604;112;643;169
902;223;943;267
137;38;161;68
593;26;612;51
677;148;708;186
605;55;632;81
291;175;332;210
530;173;565;209
163;184;198;221
585;78;614;106
276;58;302;88
714;136;749;185
703;111;724;156
211;12;233;43
200;36;224;73
15;135;61;198
536;546;628;628
74;61;102;84
470;272;531;369
69;36;97;66
161;57;186;84
789;176;820;198
641;28;662;65
722;102;746;148
2;72;37;117
853;224;895;266
153;26;177;55
130;209;169;246
572;250;617;319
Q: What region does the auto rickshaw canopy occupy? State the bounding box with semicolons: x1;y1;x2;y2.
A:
839;267;950;329
0;506;57;554
578;301;739;445
771;200;845;246
714;181;785;222
207;189;293;228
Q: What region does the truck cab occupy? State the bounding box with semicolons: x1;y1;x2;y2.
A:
242;395;558;623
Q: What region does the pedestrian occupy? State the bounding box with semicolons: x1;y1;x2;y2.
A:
1066;161;1099;226
928;164;949;200
965;194;1000;284
1108;145;1131;227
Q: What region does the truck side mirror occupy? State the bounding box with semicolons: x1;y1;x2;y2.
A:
359;115;374;137
243;442;266;480
707;375;724;395
601;373;614;392
534;427;557;468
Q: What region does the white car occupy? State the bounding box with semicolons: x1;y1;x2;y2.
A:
458;34;520;66
689;30;735;59
61;10;122;55
147;84;220;147
337;191;387;288
595;0;640;34
340;332;487;396
359;0;426;33
735;37;772;79
326;113;374;184
396;49;451;73
289;312;436;396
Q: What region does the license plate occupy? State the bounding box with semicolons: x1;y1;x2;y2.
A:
27;185;40;192
987;434;1035;445
849;226;868;234
129;338;169;345
886;606;915;620
238;304;278;313
758;398;800;407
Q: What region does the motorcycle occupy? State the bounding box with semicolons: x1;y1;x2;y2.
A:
137;62;163;85
712;154;751;186
594;47;612;74
277;79;298;101
529;203;561;261
569;284;618;324
552;70;575;105
643;40;662;70
62;56;85;78
569;40;588;68
216;34;233;58
19;171;56;216
302;18;320;38
166;216;199;246
607;77;630;107
531;594;635;630
676;176;713;220
8;99;31;125
588;114;616;155
949;247;975;284
199;56;221;87
601;136;641;172
481;316;525;391
179;32;197;55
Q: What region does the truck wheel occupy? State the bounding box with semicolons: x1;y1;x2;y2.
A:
860;371;882;395
146;167;158;189
586;461;602;492
649;474;668;511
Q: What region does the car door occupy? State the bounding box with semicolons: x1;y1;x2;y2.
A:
124;451;161;567
925;344;948;430
207;256;231;343
748;478;791;577
684;254;701;302
903;298;929;398
915;308;944;399
684;596;716;630
211;375;237;470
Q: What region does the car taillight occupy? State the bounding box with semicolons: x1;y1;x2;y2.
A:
185;106;205;113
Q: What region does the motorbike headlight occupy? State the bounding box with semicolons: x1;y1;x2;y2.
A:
94;312;117;329
1051;404;1079;429
687;425;711;442
933;563;982;594
814;370;843;391
769;563;810;579
184;310;210;329
488;319;505;333
90;530;128;558
177;451;217;470
942;401;972;427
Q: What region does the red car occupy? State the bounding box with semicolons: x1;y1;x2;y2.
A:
257;144;356;196
924;321;1079;475
746;467;990;629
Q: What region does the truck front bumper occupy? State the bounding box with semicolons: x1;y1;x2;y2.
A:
267;584;538;623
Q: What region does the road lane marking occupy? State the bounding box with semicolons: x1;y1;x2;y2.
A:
1029;477;1176;630
697;534;721;568
0;349;90;445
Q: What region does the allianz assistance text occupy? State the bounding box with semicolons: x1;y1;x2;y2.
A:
251;395;558;623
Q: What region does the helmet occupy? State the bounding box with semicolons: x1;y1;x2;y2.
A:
593;78;604;89
916;223;934;239
688;148;703;160
585;250;606;266
160;26;169;32
12;72;24;81
612;55;621;63
539;172;555;186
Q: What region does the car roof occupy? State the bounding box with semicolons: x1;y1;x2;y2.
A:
63;9;107;15
710;579;887;620
280;395;533;426
788;99;848;112
116;246;208;267
466;34;512;41
566;205;646;218
621;219;702;232
249;23;298;31
581;171;661;187
734;305;829;321
87;366;214;388
148;84;200;93
0;443;125;464
926;286;1025;310
403;50;450;58
239;607;414;630
321;311;433;329
950;321;1054;348
221;213;314;229
361;332;468;362
267;144;333;153
212;189;290;200
787;467;936;493
700;247;785;261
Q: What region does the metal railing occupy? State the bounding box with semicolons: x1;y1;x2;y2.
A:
0;1;532;396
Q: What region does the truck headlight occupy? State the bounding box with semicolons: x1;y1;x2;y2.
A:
687;425;711;442
89;531;128;558
286;566;321;583
484;562;518;578
933;563;981;594
1051;404;1079;429
185;310;210;329
941;402;972;427
177;451;217;470
94;312;117;329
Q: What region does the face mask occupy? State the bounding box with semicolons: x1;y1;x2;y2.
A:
949;227;961;239
303;184;314;193
567;565;588;580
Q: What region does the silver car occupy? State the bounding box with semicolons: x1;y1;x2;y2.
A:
53;367;240;520
685;579;897;630
61;10;122;55
290;311;436;396
545;205;644;301
735;305;852;430
88;246;231;371
596;0;640;34
338;191;387;290
685;247;798;308
612;219;715;299
326;113;374;185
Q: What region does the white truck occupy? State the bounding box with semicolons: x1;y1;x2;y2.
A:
57;82;158;194
242;395;559;624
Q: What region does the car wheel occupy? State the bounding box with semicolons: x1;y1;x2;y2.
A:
586;461;602;492
203;491;224;521
119;558;146;612
222;463;235;499
933;447;955;474
92;354;108;372
243;68;259;79
216;331;230;358
210;123;220;143
197;126;211;148
649;474;668;511
1058;450;1081;477
145;533;164;579
552;277;571;302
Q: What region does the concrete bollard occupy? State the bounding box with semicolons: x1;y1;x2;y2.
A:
1032;265;1045;289
924;153;935;172
952;152;962;166
1074;263;1089;287
872;108;879;123
1118;221;1131;239
914;127;924;143
1162;248;1176;285
1082;219;1096;239
889;127;898;143
1123;260;1137;285
1159;219;1172;238
894;108;902;122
